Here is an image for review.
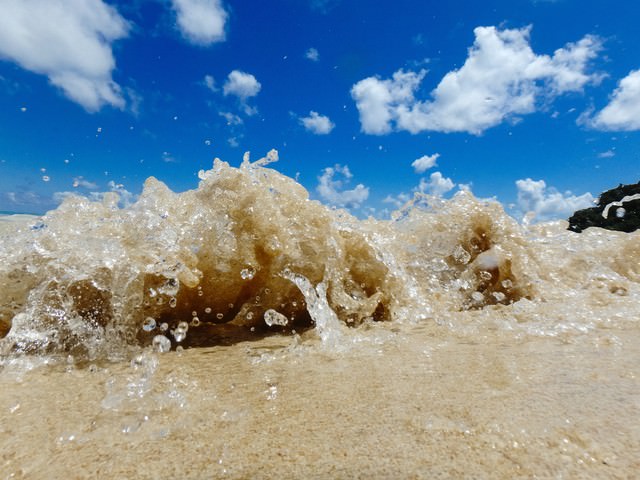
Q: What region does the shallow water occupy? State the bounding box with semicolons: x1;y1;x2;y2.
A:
1;152;639;478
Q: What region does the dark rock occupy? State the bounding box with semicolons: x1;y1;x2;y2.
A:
568;182;640;233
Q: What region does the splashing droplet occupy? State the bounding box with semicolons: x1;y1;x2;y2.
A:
173;321;189;342
264;309;288;327
152;335;171;353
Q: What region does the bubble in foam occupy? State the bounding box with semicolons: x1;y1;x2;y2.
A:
453;245;471;264
264;309;288;327
240;267;256;280
152;335;171;353
471;291;484;303
479;270;493;281
173;321;189;343
142;317;157;332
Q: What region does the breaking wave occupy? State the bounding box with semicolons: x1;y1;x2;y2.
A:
1;150;638;360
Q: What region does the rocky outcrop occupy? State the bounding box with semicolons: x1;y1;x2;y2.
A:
568;182;640;233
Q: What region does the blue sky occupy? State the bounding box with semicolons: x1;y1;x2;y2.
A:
1;0;639;220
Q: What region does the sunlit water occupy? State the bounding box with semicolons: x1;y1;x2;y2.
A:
1;152;639;478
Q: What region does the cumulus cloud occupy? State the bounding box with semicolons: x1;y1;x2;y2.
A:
351;26;602;135
305;47;319;62
590;70;640;131
417;171;455;197
300;111;335;134
316;164;369;208
412;153;440;174
515;178;594;222
221;70;261;115
171;0;227;45
223;70;261;100
0;0;129;111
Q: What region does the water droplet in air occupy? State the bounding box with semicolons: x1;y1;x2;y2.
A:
216;313;224;320
240;267;256;280
152;335;171;353
160;322;169;332
246;312;254;320
169;297;177;308
42;175;50;182
205;307;212;314
616;207;626;218
190;317;200;327
264;309;288;327
173;321;189;342
142;317;157;332
191;311;197;317
501;279;513;289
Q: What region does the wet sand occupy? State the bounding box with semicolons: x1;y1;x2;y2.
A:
1;324;639;479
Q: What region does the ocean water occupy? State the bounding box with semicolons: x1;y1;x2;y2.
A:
1;152;639;478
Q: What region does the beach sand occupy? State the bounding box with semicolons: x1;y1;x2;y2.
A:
1;324;639;479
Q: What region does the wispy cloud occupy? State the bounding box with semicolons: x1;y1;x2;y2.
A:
305;47;319;62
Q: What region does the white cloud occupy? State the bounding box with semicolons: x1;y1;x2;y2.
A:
305;47;319;62
316;164;369;208
300;111;335;134
223;70;261;100
219;111;243;125
591;70;640;131
383;192;411;210
0;0;129;111
412;153;440;173
351;69;425;135
204;74;217;91
72;176;98;189
597;149;615;158
171;0;227;45
351;26;602;135
417;171;455;197
310;0;340;13
515;178;594;222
